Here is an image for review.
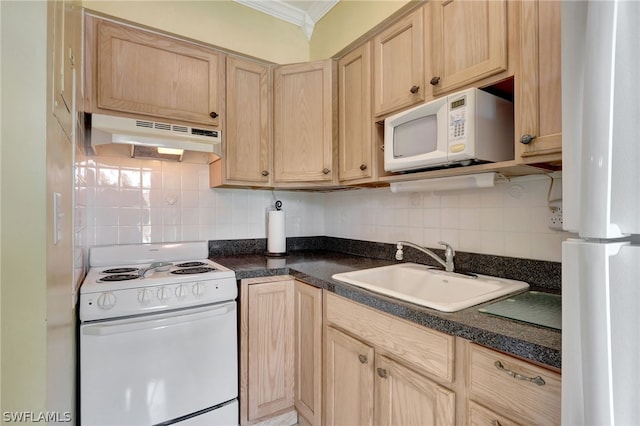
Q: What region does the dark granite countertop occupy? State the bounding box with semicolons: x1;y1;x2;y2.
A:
213;249;561;370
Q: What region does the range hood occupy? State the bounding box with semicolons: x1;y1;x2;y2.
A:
88;113;222;159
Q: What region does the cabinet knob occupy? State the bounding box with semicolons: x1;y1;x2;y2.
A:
429;76;441;86
322;168;330;175
261;170;269;177
359;164;367;171
358;354;368;364
209;111;219;119
377;368;388;378
409;85;420;94
520;134;537;145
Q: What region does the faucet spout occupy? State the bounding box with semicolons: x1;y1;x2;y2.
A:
395;241;455;272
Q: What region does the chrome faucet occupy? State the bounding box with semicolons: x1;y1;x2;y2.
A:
395;241;455;272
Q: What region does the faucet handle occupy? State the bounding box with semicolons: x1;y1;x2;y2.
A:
437;241;455;259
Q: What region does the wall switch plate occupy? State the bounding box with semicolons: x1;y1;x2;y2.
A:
53;192;63;244
548;200;563;231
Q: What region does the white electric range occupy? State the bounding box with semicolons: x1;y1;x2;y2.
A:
79;241;239;426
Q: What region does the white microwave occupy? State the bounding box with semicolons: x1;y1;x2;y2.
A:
384;88;514;173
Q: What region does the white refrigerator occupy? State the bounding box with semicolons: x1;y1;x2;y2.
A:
561;1;640;425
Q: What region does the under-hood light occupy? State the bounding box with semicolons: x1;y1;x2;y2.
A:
157;147;184;156
131;145;184;162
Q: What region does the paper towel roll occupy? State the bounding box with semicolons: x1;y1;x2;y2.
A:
267;210;286;254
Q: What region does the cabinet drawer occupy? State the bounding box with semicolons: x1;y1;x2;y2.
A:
468;344;560;425
324;293;454;382
468;401;520;426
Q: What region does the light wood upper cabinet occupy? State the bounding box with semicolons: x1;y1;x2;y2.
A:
373;7;426;117
516;0;562;159
273;60;337;186
293;281;322;426
240;277;295;424
429;0;508;95
85;16;224;127
214;57;272;187
338;42;377;183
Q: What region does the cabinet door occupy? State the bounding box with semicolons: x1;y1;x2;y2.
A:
430;0;507;95
468;401;520;426
223;57;272;186
374;354;455;426
246;279;295;421
94;19;224;127
339;42;374;182
324;327;374;426
294;281;322;426
274;60;336;184
52;0;81;138
373;8;425;116
516;0;562;158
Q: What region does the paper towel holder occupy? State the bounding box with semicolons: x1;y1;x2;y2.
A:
266;199;288;257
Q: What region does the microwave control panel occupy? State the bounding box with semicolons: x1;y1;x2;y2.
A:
449;95;467;142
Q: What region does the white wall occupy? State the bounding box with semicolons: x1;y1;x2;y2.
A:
81;155;566;262
1;0;49;415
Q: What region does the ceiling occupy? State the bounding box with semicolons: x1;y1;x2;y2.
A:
233;0;340;39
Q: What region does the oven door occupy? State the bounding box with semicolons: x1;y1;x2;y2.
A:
80;302;238;426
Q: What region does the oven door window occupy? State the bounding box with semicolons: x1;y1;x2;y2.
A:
80;302;237;425
393;114;438;158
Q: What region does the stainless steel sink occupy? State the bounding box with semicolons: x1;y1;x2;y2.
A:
332;263;529;312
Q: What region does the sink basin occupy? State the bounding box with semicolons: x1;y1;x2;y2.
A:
331;263;529;312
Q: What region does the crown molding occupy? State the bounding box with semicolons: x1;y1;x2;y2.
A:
234;0;339;39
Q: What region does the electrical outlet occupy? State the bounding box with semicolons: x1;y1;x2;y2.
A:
548;200;563;231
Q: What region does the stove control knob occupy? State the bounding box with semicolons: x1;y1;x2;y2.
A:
175;284;188;300
137;288;153;306
192;282;206;298
156;286;170;302
97;292;117;310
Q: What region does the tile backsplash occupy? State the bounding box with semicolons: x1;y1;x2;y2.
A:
75;154;567;262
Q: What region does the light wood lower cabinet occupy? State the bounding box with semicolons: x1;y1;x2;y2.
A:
324;326;375;426
466;342;561;425
376;354;456;425
241;277;295;424
241;277;322;425
293;280;323;426
323;293;457;426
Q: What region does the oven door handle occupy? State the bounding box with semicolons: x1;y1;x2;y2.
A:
82;302;235;336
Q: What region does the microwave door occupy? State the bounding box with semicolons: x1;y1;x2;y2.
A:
384;97;449;172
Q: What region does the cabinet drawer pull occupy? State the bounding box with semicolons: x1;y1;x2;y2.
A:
377;368;387;378
209;111;219;119
494;360;545;386
322;168;330;175
358;354;368;364
520;134;537;145
430;76;441;86
409;85;420;94
261;170;269;177
359;164;367;171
